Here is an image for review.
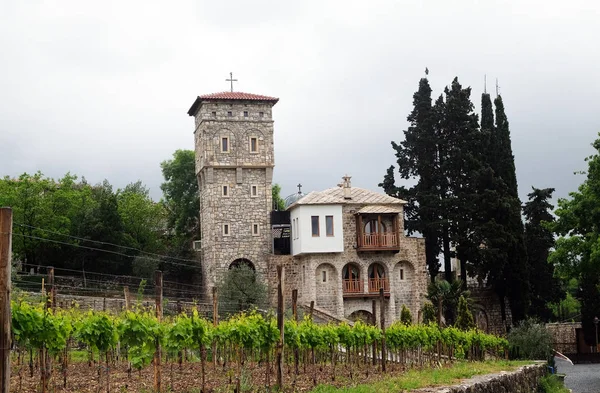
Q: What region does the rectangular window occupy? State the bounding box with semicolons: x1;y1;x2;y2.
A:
252;223;259;236
259;111;264;118
400;269;404;280
221;137;229;152
243;111;248;117
322;270;327;282
249;137;258;153
250;185;258;197
311;216;320;237
222;185;229;197
227;111;232;117
211;111;216;117
326;215;334;236
223;224;230;236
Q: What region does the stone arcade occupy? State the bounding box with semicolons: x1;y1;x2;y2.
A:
187;91;428;325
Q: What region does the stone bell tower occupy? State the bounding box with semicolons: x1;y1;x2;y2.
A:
187;91;279;298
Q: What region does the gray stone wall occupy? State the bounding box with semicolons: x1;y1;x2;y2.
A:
547;322;580;354
194;99;276;298
413;364;546;393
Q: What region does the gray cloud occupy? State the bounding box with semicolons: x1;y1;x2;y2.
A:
1;0;598;204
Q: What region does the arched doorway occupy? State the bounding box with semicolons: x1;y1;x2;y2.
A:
368;263;388;293
229;258;255;270
342;263;362;294
348;310;373;324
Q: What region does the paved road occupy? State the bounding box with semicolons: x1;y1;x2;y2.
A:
555;358;600;393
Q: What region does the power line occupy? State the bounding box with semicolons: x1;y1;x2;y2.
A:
11;233;203;271
14;222;202;264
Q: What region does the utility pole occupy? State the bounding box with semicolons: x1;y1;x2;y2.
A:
0;208;13;393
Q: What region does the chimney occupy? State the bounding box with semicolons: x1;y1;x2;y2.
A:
341;174;352;199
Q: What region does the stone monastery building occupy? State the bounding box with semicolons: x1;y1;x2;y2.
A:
188;91;428;325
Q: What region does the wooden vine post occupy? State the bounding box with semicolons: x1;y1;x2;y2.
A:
276;265;285;389
371;299;377;365
212;286;218;369
0;208;13;393
292;289;299;375
154;270;163;392
123;286;130;310
379;288;386;372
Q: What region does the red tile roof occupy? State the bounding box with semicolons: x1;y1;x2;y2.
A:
188;92;279;116
199;92;279;102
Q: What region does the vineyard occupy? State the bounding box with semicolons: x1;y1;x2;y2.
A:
9;297;509;393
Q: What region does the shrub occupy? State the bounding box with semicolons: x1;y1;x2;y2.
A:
400;304;412;325
421;301;436;325
507;319;552;360
455;295;475;330
538;374;570;393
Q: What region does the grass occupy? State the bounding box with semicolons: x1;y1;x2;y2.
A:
538;374;570;393
310;360;534;393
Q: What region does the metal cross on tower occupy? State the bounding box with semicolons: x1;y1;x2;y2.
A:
226;72;238;92
297;183;302;194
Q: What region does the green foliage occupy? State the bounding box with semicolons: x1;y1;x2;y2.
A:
427;279;470;326
400;305;412;326
421;301;436;325
75;311;118;353
538;374;571;393
524;187;562;321
507;319;552;360
217;264;267;314
455;295;475;331
272;183;285;211
550;134;600;344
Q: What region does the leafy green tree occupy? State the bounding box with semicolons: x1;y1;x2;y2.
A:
507;319;552;360
160;150;200;282
523;187;562;321
421;301;436;324
381;77;442;281
160;150;199;239
217;264;267;315
550;134;600;344
272;183;286;211
455;295;475;330
400;305;412;326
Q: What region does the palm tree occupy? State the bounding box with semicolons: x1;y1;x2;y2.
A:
426;279;471;326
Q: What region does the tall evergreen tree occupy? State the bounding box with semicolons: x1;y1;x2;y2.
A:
381;77;442;281
523;187;562;321
493;96;529;323
439;78;485;284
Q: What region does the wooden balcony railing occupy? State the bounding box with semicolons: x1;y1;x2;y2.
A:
368;278;390;293
343;279;363;293
358;232;399;250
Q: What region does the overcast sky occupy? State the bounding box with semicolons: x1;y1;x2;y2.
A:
1;0;599;206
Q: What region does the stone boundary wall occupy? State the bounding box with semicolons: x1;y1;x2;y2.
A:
413;364;546;393
547;322;580;354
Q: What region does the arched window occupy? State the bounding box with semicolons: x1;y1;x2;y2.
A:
364;219;386;234
342;264;360;280
368;263;386;279
229;258;255;271
342;263;362;293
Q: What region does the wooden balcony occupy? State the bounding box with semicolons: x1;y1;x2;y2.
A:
343;279;363;294
368;278;390;293
342;278;390;298
357;232;400;251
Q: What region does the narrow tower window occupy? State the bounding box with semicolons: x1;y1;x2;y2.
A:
227;111;232;117
222;224;230;236
212;111;217;117
259;112;264;118
250;185;258;197
322;270;327;282
400;268;404;280
222;185;229;197
243;111;248;117
221;137;229;152
252;223;260;236
250;137;258;153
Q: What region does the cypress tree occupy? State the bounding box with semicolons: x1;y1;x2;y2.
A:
523;187;562;321
381;77;442;281
439;78;486;283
